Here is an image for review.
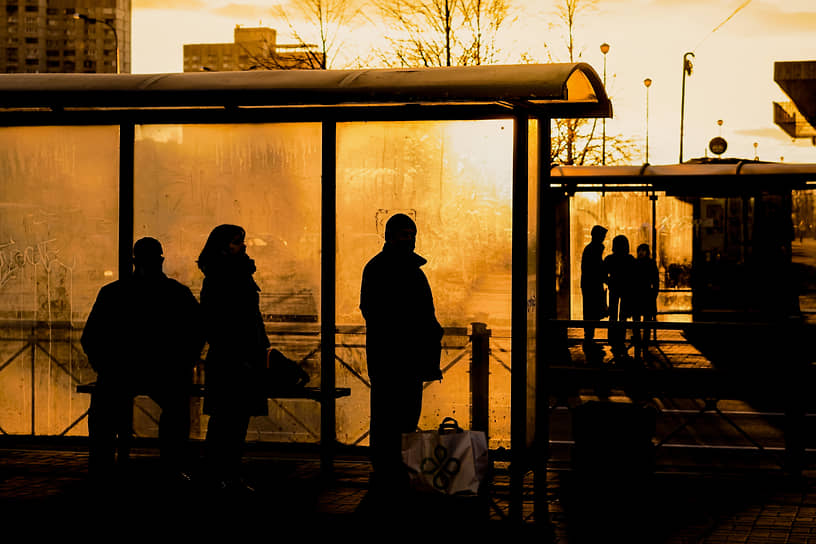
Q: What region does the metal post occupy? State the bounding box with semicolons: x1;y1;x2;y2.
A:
469;322;491;437
536;116;554;528
679;52;694;164
510;112;529;523
119;123;134;280
320;120;337;477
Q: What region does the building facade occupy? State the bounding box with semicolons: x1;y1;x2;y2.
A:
184;26;324;72
0;0;130;74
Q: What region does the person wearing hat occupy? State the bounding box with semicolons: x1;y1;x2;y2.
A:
581;225;608;361
359;213;444;497
81;237;203;485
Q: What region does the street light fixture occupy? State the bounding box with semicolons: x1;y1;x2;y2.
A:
73;13;119;74
600;43;610;165
644;78;652;164
679;51;694;163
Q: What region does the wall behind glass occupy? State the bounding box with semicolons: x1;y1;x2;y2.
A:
0;126;118;435
134;124;322;443
336;120;514;447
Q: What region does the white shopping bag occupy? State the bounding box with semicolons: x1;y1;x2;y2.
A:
401;417;488;495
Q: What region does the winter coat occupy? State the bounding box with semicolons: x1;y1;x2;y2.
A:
632;257;659;318
360;245;444;384
604;252;637;320
200;260;270;417
81;274;203;391
581;240;606;319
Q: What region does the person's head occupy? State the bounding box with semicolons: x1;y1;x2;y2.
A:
637;243;650;259
591;225;608;243
132;237;164;277
197;224;247;273
384;213;417;254
611;234;630;255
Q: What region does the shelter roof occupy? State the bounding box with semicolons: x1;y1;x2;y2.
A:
0;63;610;124
550;162;816;195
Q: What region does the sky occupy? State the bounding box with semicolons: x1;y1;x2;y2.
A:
130;0;816;166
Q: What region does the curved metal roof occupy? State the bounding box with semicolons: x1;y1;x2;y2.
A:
0;63;611;122
550;162;816;194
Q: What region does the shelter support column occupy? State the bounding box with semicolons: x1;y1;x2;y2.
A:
535;116;554;525
510;112;529;522
321;121;337;476
119;122;135;277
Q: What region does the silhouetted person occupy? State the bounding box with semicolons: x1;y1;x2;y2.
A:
81;237;203;484
604;234;636;361
581;225;608;362
631;243;659;361
360;213;443;497
197;224;270;493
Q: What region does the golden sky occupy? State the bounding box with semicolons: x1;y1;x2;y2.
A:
131;0;816;166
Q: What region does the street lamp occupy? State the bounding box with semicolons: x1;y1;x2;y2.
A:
73;13;119;74
679;51;694;163
600;43;610;165
644;78;652;164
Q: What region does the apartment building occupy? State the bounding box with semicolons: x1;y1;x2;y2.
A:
184;26;323;72
0;0;130;74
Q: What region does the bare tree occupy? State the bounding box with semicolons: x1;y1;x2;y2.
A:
371;0;510;67
544;0;636;165
241;0;361;70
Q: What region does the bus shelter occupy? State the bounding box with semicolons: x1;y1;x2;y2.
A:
545;163;816;511
0;64;611;523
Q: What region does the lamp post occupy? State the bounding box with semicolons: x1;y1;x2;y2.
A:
679;51;694;163
644;78;652;164
600;43;610;165
74;13;118;74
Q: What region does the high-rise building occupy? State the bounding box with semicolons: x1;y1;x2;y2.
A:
184;26;324;72
0;0;130;74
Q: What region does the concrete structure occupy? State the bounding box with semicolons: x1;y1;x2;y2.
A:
774;61;816;143
0;0;130;74
183;26;324;72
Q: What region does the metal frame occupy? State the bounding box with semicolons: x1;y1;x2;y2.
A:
0;63;612;525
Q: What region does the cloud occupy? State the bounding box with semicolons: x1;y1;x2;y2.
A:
210;3;281;20
733;126;796;143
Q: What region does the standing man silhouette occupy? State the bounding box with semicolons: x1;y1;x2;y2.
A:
81;237;203;485
360;213;444;497
581;225;608;362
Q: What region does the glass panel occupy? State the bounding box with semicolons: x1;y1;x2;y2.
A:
0;126;118;435
336;120;513;448
570;192;693;319
793;189;816;316
133;123;322;442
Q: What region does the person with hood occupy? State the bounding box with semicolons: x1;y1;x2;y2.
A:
359;213;444;495
197;224;270;493
604;234;636;361
631;243;659;360
81;237;203;485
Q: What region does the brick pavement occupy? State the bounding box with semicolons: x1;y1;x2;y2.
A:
2;439;816;542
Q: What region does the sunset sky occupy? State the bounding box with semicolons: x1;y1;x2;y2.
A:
131;0;816;166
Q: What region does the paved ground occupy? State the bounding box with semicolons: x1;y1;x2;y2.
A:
2;437;816;542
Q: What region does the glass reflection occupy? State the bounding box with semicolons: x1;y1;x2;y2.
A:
0;126;118;435
134;123;322;442
336;120;514;447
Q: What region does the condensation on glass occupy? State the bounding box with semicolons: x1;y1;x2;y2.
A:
336;120;514;449
133;124;322;442
0;126;118;435
570;192;693;320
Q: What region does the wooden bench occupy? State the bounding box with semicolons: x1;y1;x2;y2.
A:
76;382;351;401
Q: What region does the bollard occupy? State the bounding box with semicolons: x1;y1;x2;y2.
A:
470;322;491;439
